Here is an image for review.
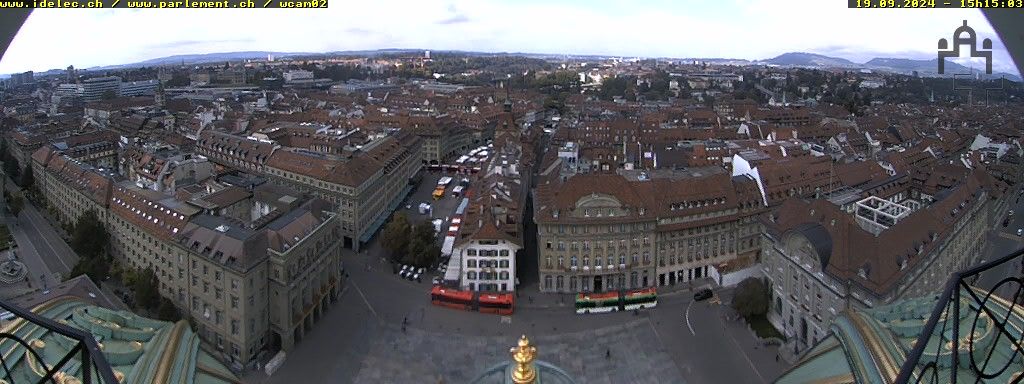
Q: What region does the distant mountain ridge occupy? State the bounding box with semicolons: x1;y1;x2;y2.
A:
9;49;1018;82
761;52;1019;81
762;52;859;68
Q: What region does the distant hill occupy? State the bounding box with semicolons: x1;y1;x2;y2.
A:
762;52;859;68
86;51;315;70
865;57;1020;81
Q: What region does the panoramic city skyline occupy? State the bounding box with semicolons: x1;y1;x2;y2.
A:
1;3;1023;383
0;0;1018;75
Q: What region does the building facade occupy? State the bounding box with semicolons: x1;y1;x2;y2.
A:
762;168;996;355
81;76;122;101
534;170;765;293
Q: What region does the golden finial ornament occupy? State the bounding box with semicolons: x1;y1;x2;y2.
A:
510;335;537;384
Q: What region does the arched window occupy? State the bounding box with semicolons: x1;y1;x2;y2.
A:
556;275;564;290
544;275;552;289
571;256;578;267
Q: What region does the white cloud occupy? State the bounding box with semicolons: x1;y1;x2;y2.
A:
0;0;1017;75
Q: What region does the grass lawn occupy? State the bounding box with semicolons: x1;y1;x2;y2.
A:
746;313;786;341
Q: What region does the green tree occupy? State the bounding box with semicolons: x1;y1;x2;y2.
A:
731;277;770;318
71;210;108;259
133;268;161;311
121;267;139;288
70;253;109;287
381;213;411;262
157;297;179;321
405;221;440;268
101;89;117;100
598;76;633;101
7;192;23;217
165;72;189;87
19;164;33;192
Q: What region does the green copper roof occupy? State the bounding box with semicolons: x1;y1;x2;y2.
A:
775;287;1024;384
0;296;239;384
775;336;853;384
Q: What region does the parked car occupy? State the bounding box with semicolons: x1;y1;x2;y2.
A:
693;288;713;301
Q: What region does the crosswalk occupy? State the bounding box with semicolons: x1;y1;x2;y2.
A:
998;231;1023;241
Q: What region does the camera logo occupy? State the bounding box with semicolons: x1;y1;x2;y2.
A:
937;20;992;75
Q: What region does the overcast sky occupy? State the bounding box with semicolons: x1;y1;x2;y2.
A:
0;0;1019;75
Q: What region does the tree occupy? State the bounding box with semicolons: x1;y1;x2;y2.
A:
101;89;117;100
2;161;17;183
381;213;411;262
19;165;33;192
157;297;179;321
7;192;23;217
70;254;109;288
133;268;161;311
732;277;770;318
71;211;108;259
405;221;440;268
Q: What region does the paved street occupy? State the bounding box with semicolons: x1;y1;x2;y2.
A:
977;191;1024;294
0;177;126;309
247;237;788;384
1;178;78;288
18;203;77;278
5;214;58;290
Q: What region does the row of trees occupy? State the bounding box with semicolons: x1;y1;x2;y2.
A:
69;210;178;321
116;266;178;321
380;213;441;268
0;140;21;185
69;211;110;287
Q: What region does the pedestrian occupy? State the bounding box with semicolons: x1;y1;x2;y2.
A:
606;349;610;359
775;354;779;362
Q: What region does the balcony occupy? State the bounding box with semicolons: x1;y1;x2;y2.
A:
895;247;1024;383
0;299;119;384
